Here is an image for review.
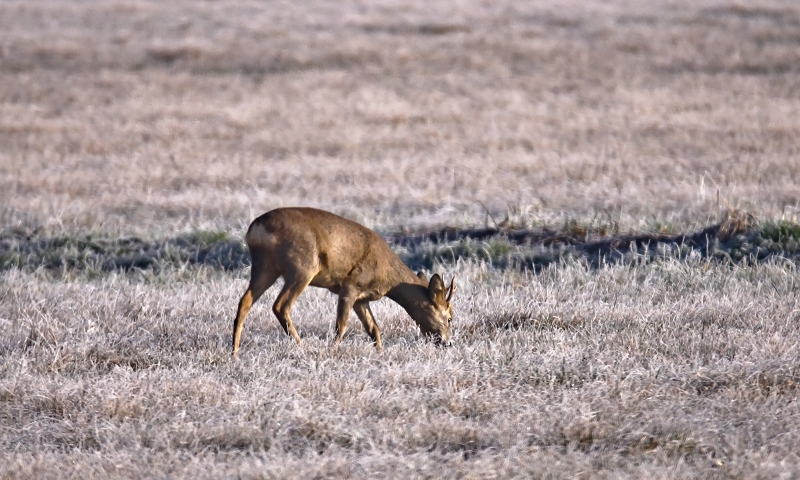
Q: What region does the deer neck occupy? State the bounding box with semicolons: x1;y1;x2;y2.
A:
386;281;430;320
383;255;431;318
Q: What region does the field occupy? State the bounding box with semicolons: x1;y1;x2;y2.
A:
2;0;800;477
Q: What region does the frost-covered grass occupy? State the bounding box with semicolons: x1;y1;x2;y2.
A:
2;257;800;478
3;0;800;476
2;0;800;234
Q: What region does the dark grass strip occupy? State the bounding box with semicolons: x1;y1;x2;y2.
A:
1;212;798;274
0;230;248;273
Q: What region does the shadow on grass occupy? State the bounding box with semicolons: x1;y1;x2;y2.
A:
394;210;800;272
1;211;798;275
0;230;248;273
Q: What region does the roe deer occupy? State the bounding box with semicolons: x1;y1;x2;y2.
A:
232;207;456;356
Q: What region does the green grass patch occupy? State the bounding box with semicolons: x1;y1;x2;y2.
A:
761;220;800;244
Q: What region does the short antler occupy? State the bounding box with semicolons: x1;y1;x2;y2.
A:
446;277;456;302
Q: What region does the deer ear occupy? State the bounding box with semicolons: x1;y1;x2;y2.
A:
417;271;428;283
428;274;447;305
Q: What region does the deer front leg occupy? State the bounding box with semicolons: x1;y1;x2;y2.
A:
333;283;358;347
354;301;382;351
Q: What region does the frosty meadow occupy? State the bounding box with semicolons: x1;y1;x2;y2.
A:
2;0;800;477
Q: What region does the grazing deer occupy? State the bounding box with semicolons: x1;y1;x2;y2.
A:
232;207;456;356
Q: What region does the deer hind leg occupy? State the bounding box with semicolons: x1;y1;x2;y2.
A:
232;267;279;357
271;272;313;344
354;301;382;351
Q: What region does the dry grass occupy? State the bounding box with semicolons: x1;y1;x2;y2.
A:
2;259;800;478
3;0;800;477
2;0;800;234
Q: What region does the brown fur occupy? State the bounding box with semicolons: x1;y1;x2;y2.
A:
232;208;455;355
